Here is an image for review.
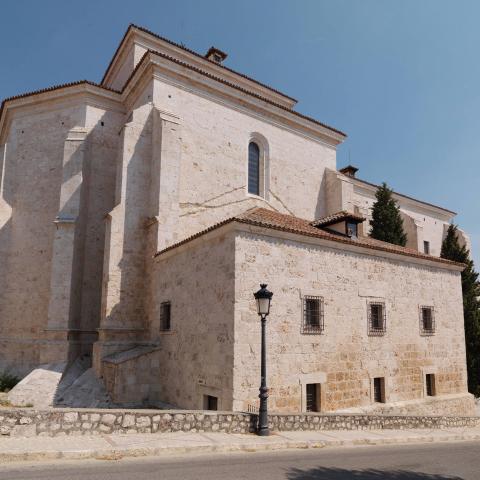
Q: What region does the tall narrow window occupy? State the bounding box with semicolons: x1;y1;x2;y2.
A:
424;241;430;254
248;142;260;195
373;377;385;403
368;302;386;336
425;374;436;396
160;302;171;331
420;306;435;335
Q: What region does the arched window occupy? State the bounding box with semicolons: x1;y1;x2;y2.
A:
248;142;261;196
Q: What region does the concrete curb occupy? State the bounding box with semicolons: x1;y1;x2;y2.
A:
1;432;480;464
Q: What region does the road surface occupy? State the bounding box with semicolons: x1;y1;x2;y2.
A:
0;441;478;479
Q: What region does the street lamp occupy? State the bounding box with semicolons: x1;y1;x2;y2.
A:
254;283;273;436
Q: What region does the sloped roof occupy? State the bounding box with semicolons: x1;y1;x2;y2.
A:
154;207;464;269
101;24;297;104
311;210;366;228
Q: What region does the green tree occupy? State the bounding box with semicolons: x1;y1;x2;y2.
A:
441;224;480;396
369;183;407;246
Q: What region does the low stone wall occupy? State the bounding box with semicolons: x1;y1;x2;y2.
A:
1;408;480;437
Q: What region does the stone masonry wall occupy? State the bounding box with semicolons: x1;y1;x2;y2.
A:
144;232;236;410
233;229;469;414
0;406;479;438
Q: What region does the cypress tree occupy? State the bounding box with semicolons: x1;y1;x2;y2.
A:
369;183;407;246
441;224;480;396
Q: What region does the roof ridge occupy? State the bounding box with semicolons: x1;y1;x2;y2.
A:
145;49;346;138
101;24;298;104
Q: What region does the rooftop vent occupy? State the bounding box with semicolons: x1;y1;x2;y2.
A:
205;46;228;64
339;165;359;178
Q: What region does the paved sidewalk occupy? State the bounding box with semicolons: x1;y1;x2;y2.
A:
1;427;480;464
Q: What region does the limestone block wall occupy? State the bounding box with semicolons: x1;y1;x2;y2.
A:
152;77;337;242
147;232;236;410
0;101;124;375
350;181;454;257
232;230;469;414
0;104;85;374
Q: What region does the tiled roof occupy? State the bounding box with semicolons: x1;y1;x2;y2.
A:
311;210;366;228
101;24;297;103
154;207;464;269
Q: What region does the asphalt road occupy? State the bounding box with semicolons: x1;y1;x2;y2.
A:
0;441;479;480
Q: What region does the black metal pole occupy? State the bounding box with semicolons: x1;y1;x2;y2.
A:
257;314;269;436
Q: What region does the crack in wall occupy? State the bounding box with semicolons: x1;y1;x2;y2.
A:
268;189;295;215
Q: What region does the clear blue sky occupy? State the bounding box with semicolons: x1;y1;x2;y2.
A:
1;0;478;264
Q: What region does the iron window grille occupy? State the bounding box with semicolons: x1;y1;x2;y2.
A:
368;302;386;336
160;301;171;331
302;296;325;334
420;306;435;335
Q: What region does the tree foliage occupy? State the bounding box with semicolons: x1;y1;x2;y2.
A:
369;183;407;246
441;224;480;396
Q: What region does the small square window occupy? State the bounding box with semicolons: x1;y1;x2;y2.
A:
203;395;218;411
373;377;385;403
420;306;435;335
368;302;386;336
423;241;430;254
426;374;436;396
302;296;324;334
160;302;171;331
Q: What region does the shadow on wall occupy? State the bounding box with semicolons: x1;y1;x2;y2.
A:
286;467;462;480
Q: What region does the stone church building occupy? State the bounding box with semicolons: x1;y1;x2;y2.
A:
0;25;474;414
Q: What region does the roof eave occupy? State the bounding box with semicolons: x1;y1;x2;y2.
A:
154;216;464;271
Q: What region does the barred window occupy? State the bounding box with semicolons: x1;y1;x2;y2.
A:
302;296;324;334
160;302;171;331
420;306;435;335
368;302;386;336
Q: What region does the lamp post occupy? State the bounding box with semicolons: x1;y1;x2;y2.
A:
254;283;273;436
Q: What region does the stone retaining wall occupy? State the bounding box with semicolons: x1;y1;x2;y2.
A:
1;408;480;437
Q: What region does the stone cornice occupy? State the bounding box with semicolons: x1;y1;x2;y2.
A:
348;175;457;219
0;83;123;144
101;24;298;109
125;50;346;146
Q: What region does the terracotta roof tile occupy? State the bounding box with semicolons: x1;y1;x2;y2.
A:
154;207;464;269
311;210;366;228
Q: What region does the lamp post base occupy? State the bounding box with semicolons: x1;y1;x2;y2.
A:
257;425;270;436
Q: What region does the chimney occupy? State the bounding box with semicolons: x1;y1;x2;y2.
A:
205;47;228;64
339;165;359;178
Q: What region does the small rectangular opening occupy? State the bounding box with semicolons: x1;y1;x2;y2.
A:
373;377;385;403
424;241;430;254
426;374;436;396
420;306;435;335
203;395;218;411
306;383;320;412
160;302;171;331
368;302;386;335
302;296;324;334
